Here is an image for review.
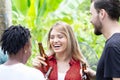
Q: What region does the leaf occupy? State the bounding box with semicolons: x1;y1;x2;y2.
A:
12;0;29;15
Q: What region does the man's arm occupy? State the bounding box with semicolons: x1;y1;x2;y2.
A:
113;78;120;80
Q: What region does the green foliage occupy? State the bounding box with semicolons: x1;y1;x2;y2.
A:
12;0;105;67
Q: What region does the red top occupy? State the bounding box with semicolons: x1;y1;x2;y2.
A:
40;55;82;80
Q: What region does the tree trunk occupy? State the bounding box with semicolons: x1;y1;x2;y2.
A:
0;0;12;44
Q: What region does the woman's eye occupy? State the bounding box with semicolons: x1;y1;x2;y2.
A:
58;35;63;39
50;36;54;39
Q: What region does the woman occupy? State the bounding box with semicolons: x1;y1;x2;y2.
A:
0;25;45;80
33;21;88;80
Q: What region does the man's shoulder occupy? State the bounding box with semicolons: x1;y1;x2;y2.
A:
23;64;43;74
20;64;45;79
106;33;120;47
0;64;45;80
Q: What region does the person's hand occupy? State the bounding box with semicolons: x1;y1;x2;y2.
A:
84;68;96;79
32;55;47;69
80;68;96;80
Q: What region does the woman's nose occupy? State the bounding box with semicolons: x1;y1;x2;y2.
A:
53;37;59;42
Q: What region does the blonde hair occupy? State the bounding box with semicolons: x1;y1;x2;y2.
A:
47;21;87;64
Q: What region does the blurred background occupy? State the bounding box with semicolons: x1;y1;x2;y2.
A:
0;0;106;70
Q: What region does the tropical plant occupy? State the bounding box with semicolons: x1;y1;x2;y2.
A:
12;0;105;67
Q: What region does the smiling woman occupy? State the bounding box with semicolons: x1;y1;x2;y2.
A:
49;26;68;55
33;21;91;80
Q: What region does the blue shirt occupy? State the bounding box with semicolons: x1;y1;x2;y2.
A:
0;47;8;64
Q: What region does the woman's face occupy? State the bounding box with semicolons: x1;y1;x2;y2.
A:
49;28;67;54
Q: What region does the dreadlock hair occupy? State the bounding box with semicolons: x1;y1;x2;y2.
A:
0;24;31;55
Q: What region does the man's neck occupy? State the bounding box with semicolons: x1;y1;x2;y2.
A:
102;21;120;40
4;52;26;65
4;58;22;65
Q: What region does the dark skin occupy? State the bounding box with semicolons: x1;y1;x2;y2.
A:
4;40;31;65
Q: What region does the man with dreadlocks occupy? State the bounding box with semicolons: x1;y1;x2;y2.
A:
0;25;45;80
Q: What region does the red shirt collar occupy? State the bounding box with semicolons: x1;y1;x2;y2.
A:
48;54;79;66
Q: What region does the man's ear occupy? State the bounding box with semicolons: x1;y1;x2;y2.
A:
99;9;106;20
23;42;29;53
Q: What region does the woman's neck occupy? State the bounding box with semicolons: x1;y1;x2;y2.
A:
56;53;71;73
55;52;71;62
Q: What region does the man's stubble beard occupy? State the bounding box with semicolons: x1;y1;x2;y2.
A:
94;16;103;35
